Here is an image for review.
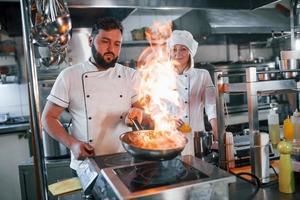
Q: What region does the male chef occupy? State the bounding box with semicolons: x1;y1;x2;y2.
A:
42;17;142;171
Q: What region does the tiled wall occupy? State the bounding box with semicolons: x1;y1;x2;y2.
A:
0;83;29;117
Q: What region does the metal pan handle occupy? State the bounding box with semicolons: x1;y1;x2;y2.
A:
130;117;143;131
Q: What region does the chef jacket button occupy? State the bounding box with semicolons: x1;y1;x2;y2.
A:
185;101;188;104
86;95;90;98
185;115;188;118
118;75;121;78
120;116;123;119
185;75;188;77
120;95;123;98
85;75;88;78
89;139;93;142
88;117;92;120
185;88;188;90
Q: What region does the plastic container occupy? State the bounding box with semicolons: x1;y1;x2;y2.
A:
291;109;300;140
268;109;280;146
284;116;294;141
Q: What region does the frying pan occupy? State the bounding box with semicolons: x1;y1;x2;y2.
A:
119;118;187;160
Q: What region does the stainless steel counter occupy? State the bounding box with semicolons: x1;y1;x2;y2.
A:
59;176;300;200
229;176;300;200
0;123;30;134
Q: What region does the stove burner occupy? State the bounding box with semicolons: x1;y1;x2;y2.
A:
114;158;209;192
102;153;134;167
132;160;189;186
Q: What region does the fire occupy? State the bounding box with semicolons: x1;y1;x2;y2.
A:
136;21;184;133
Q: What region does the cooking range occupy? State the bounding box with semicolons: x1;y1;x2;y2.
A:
79;153;235;200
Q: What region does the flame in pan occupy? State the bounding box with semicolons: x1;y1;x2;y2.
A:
136;21;184;134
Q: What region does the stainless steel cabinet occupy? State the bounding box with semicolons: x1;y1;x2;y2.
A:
19;159;73;200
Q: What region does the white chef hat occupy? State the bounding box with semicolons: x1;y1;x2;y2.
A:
168;30;198;57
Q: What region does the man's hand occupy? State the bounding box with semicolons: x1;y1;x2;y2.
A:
125;107;143;125
69;140;95;160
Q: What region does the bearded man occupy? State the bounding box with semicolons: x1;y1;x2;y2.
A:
42;17;143;172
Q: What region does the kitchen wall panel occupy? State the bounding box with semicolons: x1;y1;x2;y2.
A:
0;83;29;117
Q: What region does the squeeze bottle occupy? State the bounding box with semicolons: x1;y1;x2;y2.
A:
268;109;280;146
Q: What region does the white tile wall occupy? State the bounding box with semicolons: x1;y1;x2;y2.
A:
0;83;29;117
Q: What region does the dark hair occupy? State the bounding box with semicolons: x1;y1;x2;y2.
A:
91;17;123;37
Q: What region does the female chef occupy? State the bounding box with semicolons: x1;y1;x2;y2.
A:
168;30;218;155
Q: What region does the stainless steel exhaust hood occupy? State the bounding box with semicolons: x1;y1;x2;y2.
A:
173;8;290;36
66;0;279;10
69;8;134;28
0;0;285;36
65;0;289;35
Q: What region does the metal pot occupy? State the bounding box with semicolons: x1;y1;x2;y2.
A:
258;66;270;81
119;119;187;160
194;131;213;158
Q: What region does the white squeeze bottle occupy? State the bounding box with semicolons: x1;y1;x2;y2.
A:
268;108;280;147
291;109;300;140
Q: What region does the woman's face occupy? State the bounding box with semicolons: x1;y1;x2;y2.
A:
170;44;190;68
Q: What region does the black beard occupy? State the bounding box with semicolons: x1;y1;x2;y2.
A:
91;44;118;69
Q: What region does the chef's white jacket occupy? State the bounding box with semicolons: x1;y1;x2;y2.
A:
176;67;216;155
47;60;139;170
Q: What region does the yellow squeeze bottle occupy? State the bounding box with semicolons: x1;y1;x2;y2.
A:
283;116;294;141
278;141;295;193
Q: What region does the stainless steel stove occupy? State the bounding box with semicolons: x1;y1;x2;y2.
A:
79;153;235;200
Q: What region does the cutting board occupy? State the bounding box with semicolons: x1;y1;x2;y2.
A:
48;177;82;196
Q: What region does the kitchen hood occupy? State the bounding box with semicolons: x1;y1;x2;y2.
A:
69;7;134;28
0;0;286;36
66;0;279;10
173;8;290;37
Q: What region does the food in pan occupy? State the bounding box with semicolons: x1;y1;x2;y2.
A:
127;131;186;150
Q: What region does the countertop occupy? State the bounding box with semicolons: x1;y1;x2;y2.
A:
0;116;30;134
58;176;300;200
0;122;30;134
229;176;300;200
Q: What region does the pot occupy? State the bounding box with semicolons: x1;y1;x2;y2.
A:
194;131;213;158
119;119;187;160
258;66;270;81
